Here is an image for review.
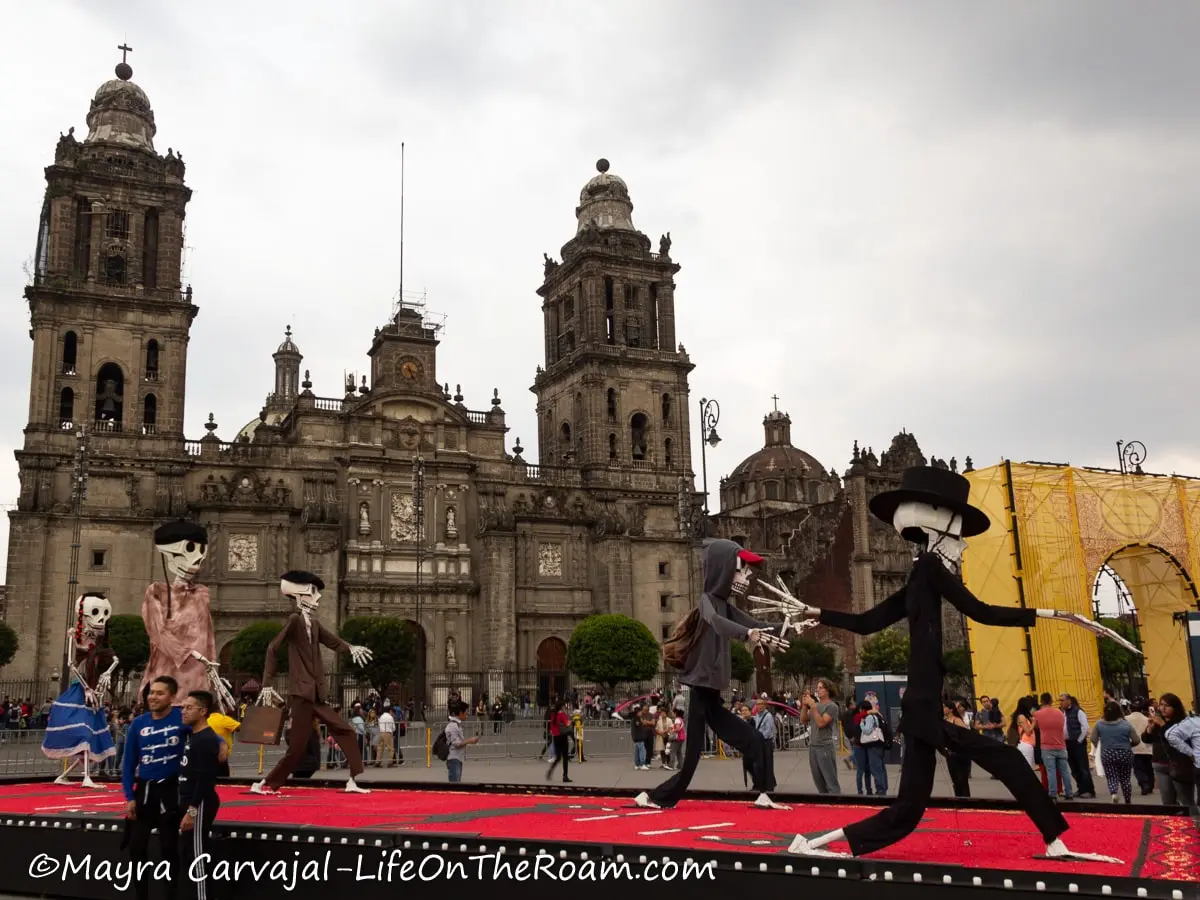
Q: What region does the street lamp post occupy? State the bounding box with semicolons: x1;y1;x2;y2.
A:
698;397;721;515
60;426;90;694
411;455;426;702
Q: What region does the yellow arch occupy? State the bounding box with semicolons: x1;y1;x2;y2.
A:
962;463;1200;723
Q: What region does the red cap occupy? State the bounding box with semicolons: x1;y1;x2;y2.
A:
737;549;765;565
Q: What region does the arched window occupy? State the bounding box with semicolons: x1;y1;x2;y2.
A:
664;438;673;469
630;413;649;461
661;393;671;421
94;362;125;428
62;331;78;375
59;387;74;428
608;433;618;460
142;394;157;434
606;388;617;422
559;422;571;446
145;340;160;380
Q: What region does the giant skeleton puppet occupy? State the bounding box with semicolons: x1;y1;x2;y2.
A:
252;571;374;794
42;593;120;787
750;466;1140;864
633;540;794;813
139;520;236;713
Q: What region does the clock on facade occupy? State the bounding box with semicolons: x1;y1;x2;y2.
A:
398;357;424;380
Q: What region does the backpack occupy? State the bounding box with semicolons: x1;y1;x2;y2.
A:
663;608;707;669
432;726;450;761
878;715;894;750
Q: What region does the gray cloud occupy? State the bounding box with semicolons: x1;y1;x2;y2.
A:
0;2;1197;576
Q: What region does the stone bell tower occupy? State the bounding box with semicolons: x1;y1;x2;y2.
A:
7;47;200;680
532;159;694;492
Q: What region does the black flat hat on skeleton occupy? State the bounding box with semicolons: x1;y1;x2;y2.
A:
281;570;325;591
868;465;991;538
154;519;208;545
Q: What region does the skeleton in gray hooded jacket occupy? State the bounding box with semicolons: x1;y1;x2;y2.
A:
678;539;777;691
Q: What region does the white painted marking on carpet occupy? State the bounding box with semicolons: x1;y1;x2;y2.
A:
639;822;733;836
575;810;663;822
35;801;127;812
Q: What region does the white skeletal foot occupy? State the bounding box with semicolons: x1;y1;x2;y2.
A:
80;774;101;789
787;834;850;858
53;774;72;785
633;791;660;809
1044;839;1123;864
754;792;790;810
249;780;280;796
345;777;370;794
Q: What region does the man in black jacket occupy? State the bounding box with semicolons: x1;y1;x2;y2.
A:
178;691;223;900
776;467;1134;864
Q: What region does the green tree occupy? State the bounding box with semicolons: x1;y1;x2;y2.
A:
108;615;150;685
859;628;910;674
943;647;972;678
230;621;288;676
567;614;660;690
731;642;756;684
772;638;840;687
1097;617;1142;681
339;617;417;694
0;620;18;669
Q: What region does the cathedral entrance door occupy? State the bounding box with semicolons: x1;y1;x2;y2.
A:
536;637;567;708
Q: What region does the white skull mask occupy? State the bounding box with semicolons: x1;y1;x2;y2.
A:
156;538;208;584
80;594;112;633
282;579;320;616
893;501;966;573
731;556;754;596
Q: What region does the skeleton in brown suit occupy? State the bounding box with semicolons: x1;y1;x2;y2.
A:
251;571;373;794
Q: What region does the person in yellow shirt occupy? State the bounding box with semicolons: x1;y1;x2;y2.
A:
208;711;240;777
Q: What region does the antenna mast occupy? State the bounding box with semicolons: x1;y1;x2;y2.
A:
399;142;405;309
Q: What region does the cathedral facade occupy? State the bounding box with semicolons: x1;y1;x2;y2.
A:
4;60;703;703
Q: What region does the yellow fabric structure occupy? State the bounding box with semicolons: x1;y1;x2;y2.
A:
963;463;1200;725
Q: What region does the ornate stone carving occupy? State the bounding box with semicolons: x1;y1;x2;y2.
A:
390;493;419;542
445;636;457;669
445;506;458;540
227;534;259;572
358;501;371;535
538;543;563;578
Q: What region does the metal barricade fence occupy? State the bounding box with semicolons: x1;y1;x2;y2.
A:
0;715;817;777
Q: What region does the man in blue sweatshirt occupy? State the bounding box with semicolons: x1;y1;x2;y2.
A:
122;676;188;900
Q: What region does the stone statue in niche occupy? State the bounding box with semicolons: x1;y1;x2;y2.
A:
358;502;371;536
445;636;457;669
445;506;457;540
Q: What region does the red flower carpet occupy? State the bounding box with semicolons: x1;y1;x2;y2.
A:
2;782;1195;882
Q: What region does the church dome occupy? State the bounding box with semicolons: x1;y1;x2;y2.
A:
575;158;637;234
84;62;156;153
719;407;837;513
275;324;301;356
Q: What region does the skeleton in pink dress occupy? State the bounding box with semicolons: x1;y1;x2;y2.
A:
138;520;234;712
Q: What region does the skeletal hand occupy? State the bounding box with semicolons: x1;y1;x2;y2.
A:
349;645;373;666
1038;610;1142;655
748;629;790;652
95;672;112;696
84;687;100;709
258;687;284;707
750;578;821;618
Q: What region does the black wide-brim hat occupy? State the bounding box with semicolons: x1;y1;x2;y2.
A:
154;519;208;545
868;465;990;537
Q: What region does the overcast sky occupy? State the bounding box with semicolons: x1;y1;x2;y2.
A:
1;2;1198;590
